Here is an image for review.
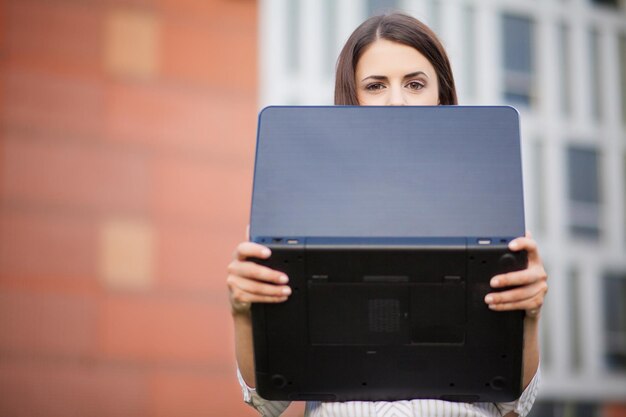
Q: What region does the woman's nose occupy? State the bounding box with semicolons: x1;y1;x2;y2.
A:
387;85;406;106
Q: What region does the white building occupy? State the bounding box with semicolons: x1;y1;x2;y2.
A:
259;0;626;413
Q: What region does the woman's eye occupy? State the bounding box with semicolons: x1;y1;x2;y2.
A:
406;81;425;90
365;83;385;91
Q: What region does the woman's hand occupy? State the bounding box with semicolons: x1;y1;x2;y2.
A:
227;241;292;315
484;231;548;319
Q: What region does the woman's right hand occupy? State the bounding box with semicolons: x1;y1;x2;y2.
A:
226;241;292;315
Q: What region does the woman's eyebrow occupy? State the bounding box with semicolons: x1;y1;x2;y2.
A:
403;71;429;79
360;75;388;82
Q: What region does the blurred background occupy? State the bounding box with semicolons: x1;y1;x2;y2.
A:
0;0;624;416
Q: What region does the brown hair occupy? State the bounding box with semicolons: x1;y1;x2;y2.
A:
334;12;458;105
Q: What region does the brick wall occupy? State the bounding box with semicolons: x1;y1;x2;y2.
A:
0;0;297;415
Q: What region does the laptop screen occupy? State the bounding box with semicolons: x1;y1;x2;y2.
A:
250;106;525;239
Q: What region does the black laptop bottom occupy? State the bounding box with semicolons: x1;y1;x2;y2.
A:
251;238;526;402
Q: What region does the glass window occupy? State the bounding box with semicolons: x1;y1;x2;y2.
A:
603;272;626;371
567;146;601;238
591;0;619;7
531;402;606;417
529;402;602;417
502;14;535;107
528;402;560;417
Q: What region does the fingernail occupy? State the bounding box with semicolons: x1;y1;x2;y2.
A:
491;278;500;287
488;304;497;310
282;287;292;295
509;241;518;250
485;295;494;304
279;275;289;283
262;248;271;257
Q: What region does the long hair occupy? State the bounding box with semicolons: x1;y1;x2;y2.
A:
334;12;458;105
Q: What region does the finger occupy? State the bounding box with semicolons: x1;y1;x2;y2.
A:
485;280;547;306
490;266;546;288
227;261;288;284
486;290;545;312
248;295;289;303
230;274;292;298
508;236;543;265
228;275;291;305
233;241;272;261
230;290;289;305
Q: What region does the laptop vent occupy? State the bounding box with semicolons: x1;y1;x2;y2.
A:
368;299;401;333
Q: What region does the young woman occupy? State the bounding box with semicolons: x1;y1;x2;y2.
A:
227;12;548;417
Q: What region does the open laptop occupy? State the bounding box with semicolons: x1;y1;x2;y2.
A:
248;105;527;403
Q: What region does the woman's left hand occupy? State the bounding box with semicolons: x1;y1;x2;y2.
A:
484;231;548;319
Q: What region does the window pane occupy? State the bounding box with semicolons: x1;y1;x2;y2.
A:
503;15;533;73
604;272;626;371
527;402;560;417
568;147;600;203
591;0;619;7
567;146;601;238
502;14;535;107
529;402;602;417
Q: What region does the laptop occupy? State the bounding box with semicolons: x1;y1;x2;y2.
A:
248;105;527;402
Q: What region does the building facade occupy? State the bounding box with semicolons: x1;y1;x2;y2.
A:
0;0;260;415
260;0;626;414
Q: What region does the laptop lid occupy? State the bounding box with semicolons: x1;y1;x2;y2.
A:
250;105;525;241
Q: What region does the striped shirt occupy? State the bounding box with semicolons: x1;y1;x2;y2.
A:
237;367;541;417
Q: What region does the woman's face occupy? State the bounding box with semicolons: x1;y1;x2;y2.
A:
355;39;439;106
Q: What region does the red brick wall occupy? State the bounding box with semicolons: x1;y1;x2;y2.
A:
0;0;292;415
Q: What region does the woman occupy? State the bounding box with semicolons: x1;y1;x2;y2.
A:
227;12;548;417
